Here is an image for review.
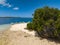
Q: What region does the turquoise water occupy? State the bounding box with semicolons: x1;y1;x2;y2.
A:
0;17;32;25
0;24;11;31
0;17;32;31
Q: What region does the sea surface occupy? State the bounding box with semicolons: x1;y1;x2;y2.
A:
0;17;32;31
0;17;32;24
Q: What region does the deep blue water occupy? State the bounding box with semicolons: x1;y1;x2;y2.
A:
0;17;32;31
0;17;32;25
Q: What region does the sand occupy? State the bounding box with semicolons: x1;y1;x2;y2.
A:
9;23;36;36
0;23;60;45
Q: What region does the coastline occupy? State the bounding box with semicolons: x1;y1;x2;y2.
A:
0;23;60;45
0;24;11;31
9;23;36;36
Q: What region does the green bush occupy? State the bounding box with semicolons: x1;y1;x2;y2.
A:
27;23;33;31
27;6;60;38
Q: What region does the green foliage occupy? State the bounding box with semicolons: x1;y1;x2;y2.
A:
27;23;34;31
27;23;32;29
27;6;60;38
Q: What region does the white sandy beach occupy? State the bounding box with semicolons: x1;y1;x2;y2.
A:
0;23;60;45
9;23;36;36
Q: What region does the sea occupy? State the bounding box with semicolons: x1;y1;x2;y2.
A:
0;17;32;31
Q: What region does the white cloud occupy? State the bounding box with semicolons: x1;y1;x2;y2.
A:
0;0;12;7
0;0;19;10
0;0;6;4
2;3;12;7
13;7;19;10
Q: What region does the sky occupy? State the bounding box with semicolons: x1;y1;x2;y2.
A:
0;0;60;17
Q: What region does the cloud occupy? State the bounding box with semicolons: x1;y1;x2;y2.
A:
0;0;12;7
13;7;19;10
0;0;19;10
2;3;12;7
0;0;6;4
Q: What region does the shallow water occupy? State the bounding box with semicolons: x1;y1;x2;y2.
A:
0;17;32;31
0;24;11;31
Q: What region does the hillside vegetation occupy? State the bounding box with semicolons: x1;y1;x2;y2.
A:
27;6;60;38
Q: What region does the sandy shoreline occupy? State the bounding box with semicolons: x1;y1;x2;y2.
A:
9;23;36;36
0;23;60;45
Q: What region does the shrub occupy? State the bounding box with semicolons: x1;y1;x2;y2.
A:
27;6;60;39
27;23;33;31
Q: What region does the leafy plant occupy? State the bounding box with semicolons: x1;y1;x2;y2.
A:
27;6;60;38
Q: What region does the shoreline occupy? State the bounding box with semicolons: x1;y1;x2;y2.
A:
0;22;36;36
0;24;11;31
9;23;36;36
0;22;28;31
0;23;60;45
